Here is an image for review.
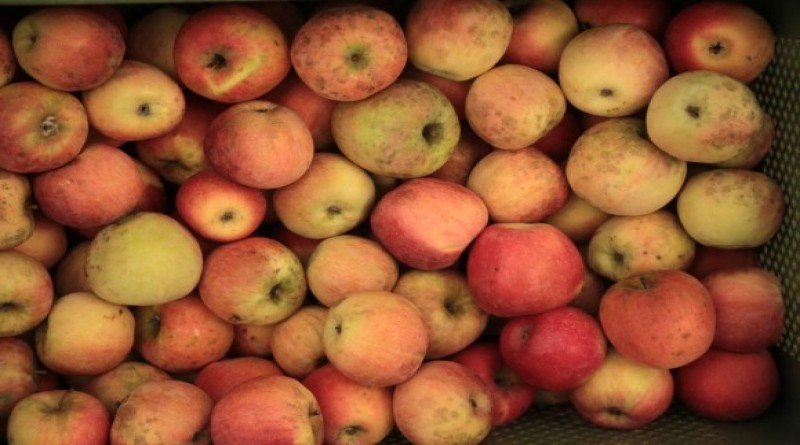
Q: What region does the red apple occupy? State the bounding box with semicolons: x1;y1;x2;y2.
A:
574;0;673;39
193;356;284;402
6;390;110;445
262;71;336;150
535;106;583;162
688;245;759;279
0;25;15;87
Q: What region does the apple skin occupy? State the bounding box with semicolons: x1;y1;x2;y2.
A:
450;341;536;426
0;81;88;174
393;268;489;360
569;348;675;430
6;389;110;445
676;348;780;422
466;146;569;223
134;293;235;374
85;212;204;307
306;234;399;308
331;78;461;179
0;251;53;338
126;6;190;81
502;0;579;74
291;3;407;101
302;362;395;445
199;236;308;326
663;1;775;84
81;59;186;142
175;169;268;243
111;379;214;445
574;0;672;39
53;241;92;296
676;168;785;249
204;99;315;189
193;356;284;402
702;267;785;353
393;360;493;445
559;23;670;117
565;117;687;216
272;152;376;240
404;0;513;81
323;290;429;388
466;222;585;317
0;337;38;422
499;306;607;392
545;192;612;245
0;169;34;250
11;6;124;91
535;106;583;162
0;25;15;87
81;361;172;414
174;3;291;103
370;177;489;270
688;245;759;279
599;269;717;369
466;63;566;151
427;126;492;185
401;64;471;121
210;375;324;445
35;291;135;376
230;323;276;358
586;210;697;282
262;71;336;150
270;305;328;379
12;210;68;269
569;267;608;317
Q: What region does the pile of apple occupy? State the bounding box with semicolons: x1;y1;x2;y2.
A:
0;0;789;443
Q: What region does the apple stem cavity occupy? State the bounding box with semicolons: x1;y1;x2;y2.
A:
606;406;625;417
709;41;726;55
206;53;227;70
340;425;365;437
220;211;235;222
137;103;151;117
422;123;443;145
600;88;614;97
686;105;701;119
40;115;59;137
326;205;342;217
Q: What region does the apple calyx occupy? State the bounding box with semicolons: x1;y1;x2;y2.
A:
338;425;365;439
206;53;227;71
220;211;235;223
137;103;152;117
40;115;59;138
345;47;370;70
600;88;614;97
708;41;726;56
686;105;701;119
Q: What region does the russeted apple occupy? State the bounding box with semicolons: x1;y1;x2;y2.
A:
0;251;53;338
502;0;579;74
0;169;34;250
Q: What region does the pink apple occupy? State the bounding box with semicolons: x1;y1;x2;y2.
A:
302;363;395;445
262;71;336;150
676;348;780;421
370;177;489;270
193;356;284;402
574;0;673;39
451;341;536;426
502;0;579;74
82;361;172;414
664;1;775;83
599;269;717;369
210;375;324;445
500;306;607;392
174;3;291;102
0;250;53;338
466;222;585;317
6;390;110;445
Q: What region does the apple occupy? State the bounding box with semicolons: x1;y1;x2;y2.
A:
272;152;376;240
535;106;583;162
134;293;235;374
36;291;135;376
111;379;214;445
467;146;569;223
569;266;609;317
199;236;307;326
134;93;222;184
230;323;276;358
0;251;53;338
82;361;172;414
0;169;34;250
570;348;675;430
125;6;190;80
599;269;717;369
0;25;15;87
573;0;673;39
393;360;493;445
676;348;780;421
664;1;775;84
565;117;687;216
249;1;307;41
370;177;489;270
12;210;68;269
500;306;607;392
0;338;38;422
702;267;785;353
466;63;566;150
266;223;323;268
82;59;186;142
545;192;612;245
401;64;471;121
53;240;92;296
689;245;759;279
466;222;585;317
450;341;536;426
262;71;336;150
0;81;88;173
204;99;315;189
502;0;579;74
331;78;461;178
12;6;124;91
210;375;323;445
175;169;268;243
6;390;110;445
302;362;395;445
404;0;513;81
428;126;492;185
676;168;785;248
193;356;284;402
85;212;203;307
270;305;328;379
646;70;767;164
291;3;407;101
306;234;399;307
586;210;697;282
559;24;669;117
322;290;429;387
174;3;291;103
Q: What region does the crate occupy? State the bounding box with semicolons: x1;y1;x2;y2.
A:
1;0;798;444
